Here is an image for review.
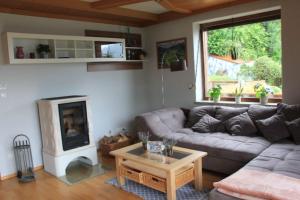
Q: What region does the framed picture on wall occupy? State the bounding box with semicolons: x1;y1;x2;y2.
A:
157;38;188;71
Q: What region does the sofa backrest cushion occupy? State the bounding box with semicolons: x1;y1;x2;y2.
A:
192;114;225;133
186;106;216;127
286;118;300;144
277;103;300;121
256;114;290;142
225;112;257;136
215;106;248;122
248;105;277;121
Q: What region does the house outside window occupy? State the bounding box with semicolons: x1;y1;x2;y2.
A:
200;10;282;103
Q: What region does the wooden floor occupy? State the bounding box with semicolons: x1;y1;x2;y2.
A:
0;155;225;200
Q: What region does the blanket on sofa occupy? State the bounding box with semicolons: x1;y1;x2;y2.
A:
214;168;300;200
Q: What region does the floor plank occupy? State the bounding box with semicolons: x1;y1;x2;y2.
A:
0;155;225;200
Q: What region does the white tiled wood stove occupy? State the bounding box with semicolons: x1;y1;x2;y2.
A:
38;95;98;177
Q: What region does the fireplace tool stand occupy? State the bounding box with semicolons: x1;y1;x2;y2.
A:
13;134;35;182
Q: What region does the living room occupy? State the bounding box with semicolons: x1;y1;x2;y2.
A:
1;0;300;200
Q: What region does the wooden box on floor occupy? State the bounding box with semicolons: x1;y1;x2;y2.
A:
100;138;133;157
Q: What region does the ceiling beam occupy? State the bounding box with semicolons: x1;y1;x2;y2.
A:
0;6;143;27
91;0;149;10
104;7;157;21
155;0;191;14
92;0;191;14
157;0;261;24
9;0;158;22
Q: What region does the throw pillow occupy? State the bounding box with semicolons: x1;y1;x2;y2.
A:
248;105;277;121
186;106;216;127
248;104;277;136
192;114;225;133
286;118;300;144
215;106;248;122
256;114;290;142
277;103;300;121
225;112;257;136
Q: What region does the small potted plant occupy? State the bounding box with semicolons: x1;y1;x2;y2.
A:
36;44;51;58
234;85;244;104
254;83;273;105
208;85;222;103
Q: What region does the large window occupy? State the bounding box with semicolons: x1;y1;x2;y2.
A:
200;10;282;102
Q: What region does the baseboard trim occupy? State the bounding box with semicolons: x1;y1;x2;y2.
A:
0;165;44;181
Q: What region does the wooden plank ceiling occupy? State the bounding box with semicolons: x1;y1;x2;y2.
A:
0;0;259;27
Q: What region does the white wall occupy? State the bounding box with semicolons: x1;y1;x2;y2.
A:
144;0;282;109
0;13;150;177
281;0;300;104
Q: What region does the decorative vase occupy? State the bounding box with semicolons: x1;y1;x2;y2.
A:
163;138;177;156
142;141;147;150
166;147;174;156
235;96;242;104
16;46;25;59
29;52;35;59
213;96;220;103
260;96;268;105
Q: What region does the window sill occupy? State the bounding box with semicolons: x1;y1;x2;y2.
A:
195;100;277;107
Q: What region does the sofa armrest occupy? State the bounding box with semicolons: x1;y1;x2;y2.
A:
135;108;186;140
135;113;172;140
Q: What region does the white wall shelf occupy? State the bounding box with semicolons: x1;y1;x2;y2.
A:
125;47;142;49
55;48;76;50
123;60;145;62
3;32;126;64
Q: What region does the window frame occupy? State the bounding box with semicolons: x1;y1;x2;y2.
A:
200;10;282;103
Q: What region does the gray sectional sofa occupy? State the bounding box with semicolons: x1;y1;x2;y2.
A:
135;104;300;200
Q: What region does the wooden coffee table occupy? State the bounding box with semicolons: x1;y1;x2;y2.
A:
110;143;207;200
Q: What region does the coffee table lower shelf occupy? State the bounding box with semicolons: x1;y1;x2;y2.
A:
120;164;195;193
111;143;207;200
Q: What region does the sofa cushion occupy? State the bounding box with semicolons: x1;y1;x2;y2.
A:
277;103;300;121
225;112;257;136
192;114;225;133
256;114;290;142
186;106;216;127
247;104;277;136
174;132;270;163
248;104;277;121
215;106;248;122
245;141;300;179
286;118;300;144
